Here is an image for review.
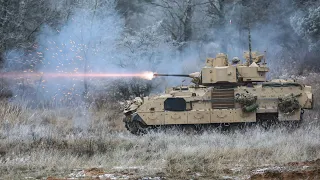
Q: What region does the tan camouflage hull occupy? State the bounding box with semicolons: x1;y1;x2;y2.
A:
123;81;312;134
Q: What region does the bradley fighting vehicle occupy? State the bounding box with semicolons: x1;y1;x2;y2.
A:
123;52;313;134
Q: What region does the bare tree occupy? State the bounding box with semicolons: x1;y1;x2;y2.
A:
0;0;13;66
0;0;65;69
149;0;198;43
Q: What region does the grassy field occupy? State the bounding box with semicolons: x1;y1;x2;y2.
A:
0;99;319;179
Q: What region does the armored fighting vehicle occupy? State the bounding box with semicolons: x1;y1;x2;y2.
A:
123;52;313;134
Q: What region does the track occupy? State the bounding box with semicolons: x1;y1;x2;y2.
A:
124;113;303;135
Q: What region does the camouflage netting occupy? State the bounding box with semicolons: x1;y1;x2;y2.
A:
235;93;258;112
278;93;301;114
124;97;143;113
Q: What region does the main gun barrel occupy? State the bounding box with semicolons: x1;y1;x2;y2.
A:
154;72;201;85
154;73;190;77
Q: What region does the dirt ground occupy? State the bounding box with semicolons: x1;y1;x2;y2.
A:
249;159;320;180
43;158;320;180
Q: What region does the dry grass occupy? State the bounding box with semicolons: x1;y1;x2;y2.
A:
0;99;319;179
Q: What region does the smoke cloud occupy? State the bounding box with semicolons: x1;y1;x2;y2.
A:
4;0;320;103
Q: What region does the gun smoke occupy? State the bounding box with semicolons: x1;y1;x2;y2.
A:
3;0;319;104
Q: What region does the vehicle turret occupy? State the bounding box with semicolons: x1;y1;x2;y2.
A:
154;52;269;86
201;52;269;85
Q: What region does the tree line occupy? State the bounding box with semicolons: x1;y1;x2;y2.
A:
0;0;319;102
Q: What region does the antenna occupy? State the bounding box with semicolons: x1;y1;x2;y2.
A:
248;22;252;65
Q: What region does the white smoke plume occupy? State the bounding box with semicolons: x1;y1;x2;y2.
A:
4;0;319;103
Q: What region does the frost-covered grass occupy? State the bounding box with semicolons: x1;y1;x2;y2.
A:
0;99;319;179
0;72;320;179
